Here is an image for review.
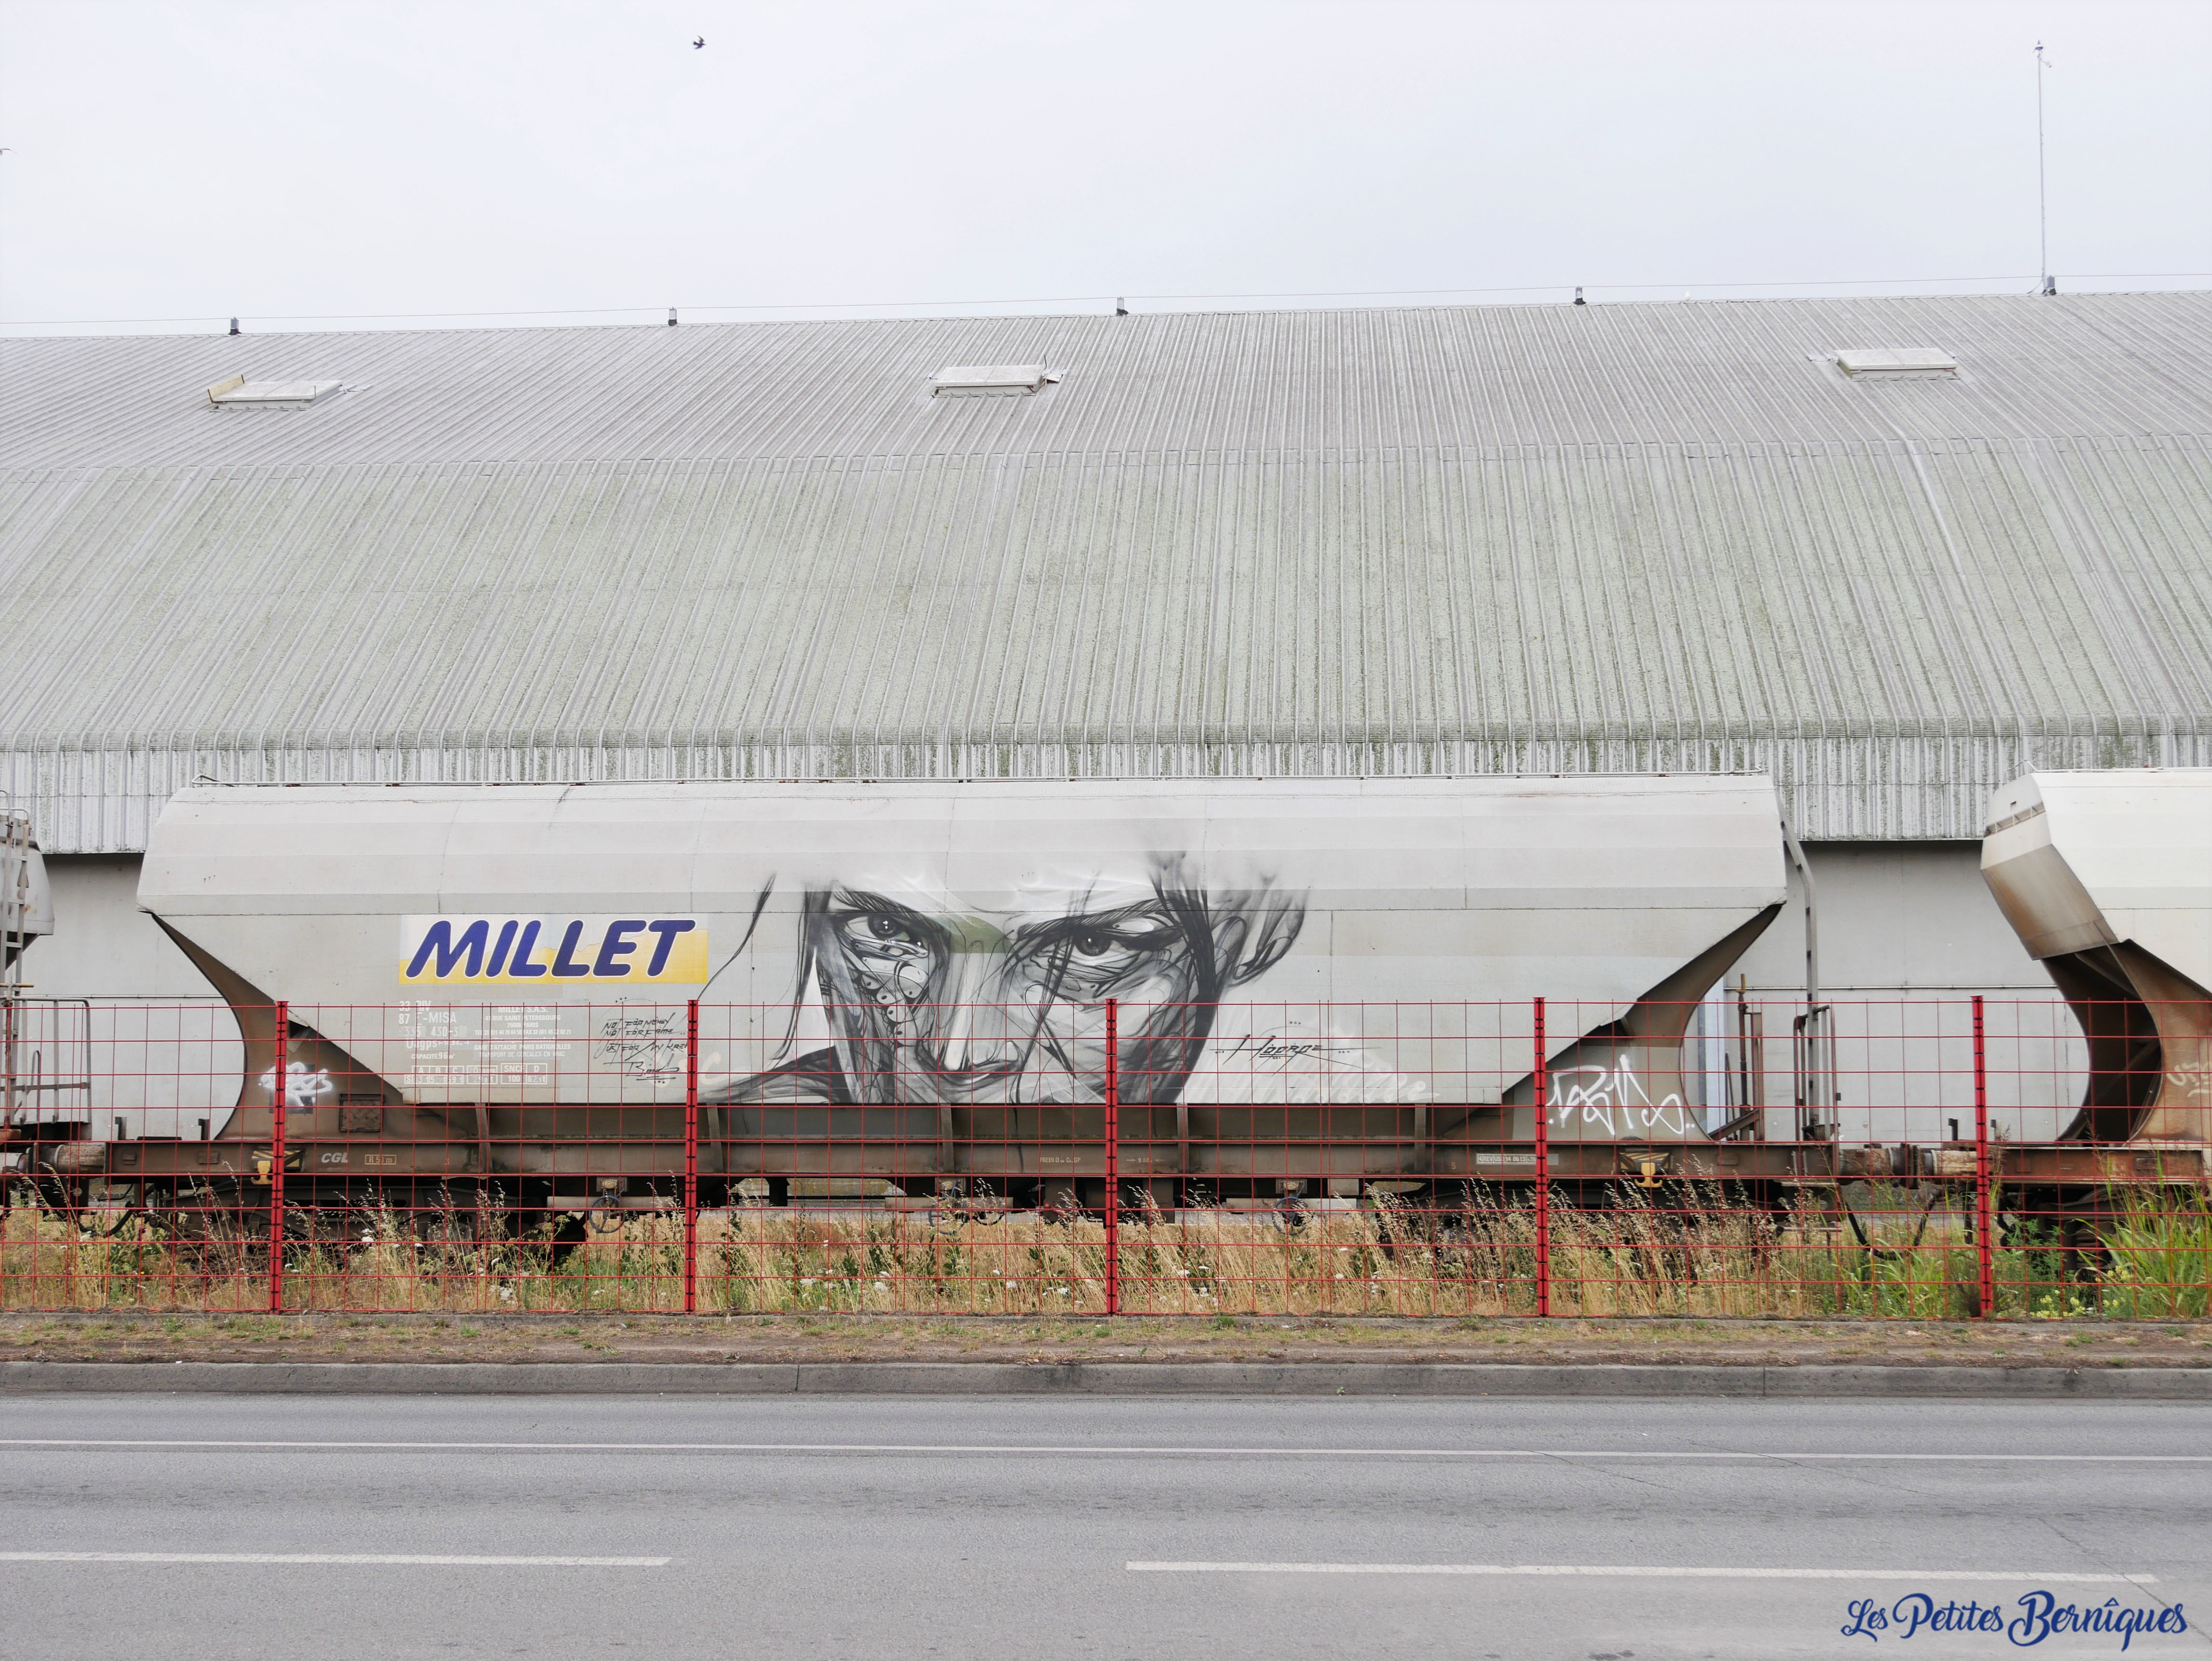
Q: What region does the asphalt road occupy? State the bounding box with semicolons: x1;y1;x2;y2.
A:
1;1392;2207;1661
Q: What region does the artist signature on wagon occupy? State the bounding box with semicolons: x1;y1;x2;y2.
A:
1842;1590;2186;1648
595;1012;685;1081
1217;1034;1369;1064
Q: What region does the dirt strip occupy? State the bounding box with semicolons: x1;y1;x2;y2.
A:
1;1312;2207;1370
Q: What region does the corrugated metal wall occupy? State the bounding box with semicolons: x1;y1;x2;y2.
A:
4;295;2209;851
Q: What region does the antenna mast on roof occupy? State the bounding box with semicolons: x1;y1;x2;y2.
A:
2036;42;2056;296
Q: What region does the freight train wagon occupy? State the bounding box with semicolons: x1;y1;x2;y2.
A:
102;776;1818;1225
1980;768;2212;1189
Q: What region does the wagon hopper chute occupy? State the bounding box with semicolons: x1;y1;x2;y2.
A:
1980;769;2212;1177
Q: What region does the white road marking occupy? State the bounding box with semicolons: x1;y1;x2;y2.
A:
1;1439;2207;1463
0;1552;667;1567
1128;1563;2159;1583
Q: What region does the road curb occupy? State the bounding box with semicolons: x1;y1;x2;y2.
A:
2;1360;2209;1398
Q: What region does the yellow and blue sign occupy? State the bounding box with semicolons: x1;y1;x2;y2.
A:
400;916;709;984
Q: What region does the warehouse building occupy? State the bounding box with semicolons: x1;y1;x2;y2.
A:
2;290;2209;1094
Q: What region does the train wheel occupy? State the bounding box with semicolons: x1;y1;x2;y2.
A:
544;1210;590;1263
505;1186;588;1263
79;1192;139;1238
3;1162;70;1217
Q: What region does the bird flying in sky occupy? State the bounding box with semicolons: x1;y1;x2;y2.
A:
693;36;706;49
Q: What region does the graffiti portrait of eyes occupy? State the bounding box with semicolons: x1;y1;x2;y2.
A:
1023;915;1184;989
830;907;942;1002
843;912;926;949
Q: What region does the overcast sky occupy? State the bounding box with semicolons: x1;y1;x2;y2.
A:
1;0;2206;335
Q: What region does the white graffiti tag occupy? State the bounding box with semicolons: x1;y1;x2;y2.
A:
258;1060;337;1110
1547;1055;1692;1138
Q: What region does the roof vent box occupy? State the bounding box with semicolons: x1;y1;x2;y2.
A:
931;364;1056;397
1833;348;1957;380
207;374;342;408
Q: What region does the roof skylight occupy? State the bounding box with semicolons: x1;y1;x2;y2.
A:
207;375;342;408
1832;348;1957;380
931;364;1056;397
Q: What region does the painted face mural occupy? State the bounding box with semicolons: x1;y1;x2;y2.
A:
711;859;1305;1107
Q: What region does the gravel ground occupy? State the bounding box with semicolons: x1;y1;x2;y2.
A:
2;1310;2207;1369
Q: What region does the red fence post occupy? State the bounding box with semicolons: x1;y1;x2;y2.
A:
1533;996;1549;1319
683;998;700;1315
1104;997;1119;1317
1973;995;1993;1318
268;999;287;1314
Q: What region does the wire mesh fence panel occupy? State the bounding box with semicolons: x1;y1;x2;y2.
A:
3;999;253;1311
1;994;2206;1319
1983;995;2212;1322
709;997;1115;1316
262;1000;702;1315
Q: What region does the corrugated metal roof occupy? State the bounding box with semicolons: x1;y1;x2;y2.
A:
2;292;2209;852
7;293;2212;467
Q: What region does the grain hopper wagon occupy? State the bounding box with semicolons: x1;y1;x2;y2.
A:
125;776;1815;1224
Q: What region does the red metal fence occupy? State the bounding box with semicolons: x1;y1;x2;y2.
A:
0;996;2203;1319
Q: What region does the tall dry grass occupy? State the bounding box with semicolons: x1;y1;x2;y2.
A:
1;1184;2203;1319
